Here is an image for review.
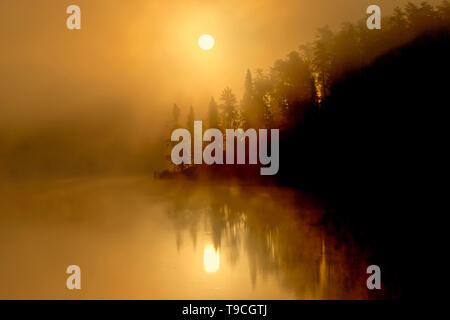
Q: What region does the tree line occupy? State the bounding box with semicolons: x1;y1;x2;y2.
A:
168;1;450;134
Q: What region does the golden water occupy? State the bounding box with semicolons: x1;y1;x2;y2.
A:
0;177;369;299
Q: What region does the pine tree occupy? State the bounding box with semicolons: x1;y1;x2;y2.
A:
219;87;238;128
313;26;334;100
241;69;254;129
187;105;195;133
208;97;219;129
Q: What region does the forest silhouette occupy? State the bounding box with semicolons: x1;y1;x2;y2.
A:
163;1;450;295
166;1;450;181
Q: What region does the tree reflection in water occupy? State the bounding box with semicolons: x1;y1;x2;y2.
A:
165;182;370;299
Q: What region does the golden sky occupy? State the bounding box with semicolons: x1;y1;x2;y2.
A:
0;0;439;124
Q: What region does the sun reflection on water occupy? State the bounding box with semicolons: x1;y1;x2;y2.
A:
203;244;220;273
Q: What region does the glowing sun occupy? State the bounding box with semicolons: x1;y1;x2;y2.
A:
198;34;215;50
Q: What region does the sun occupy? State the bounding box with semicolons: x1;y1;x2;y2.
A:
198;34;215;50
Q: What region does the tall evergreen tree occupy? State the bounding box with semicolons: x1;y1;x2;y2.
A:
219;87;238;128
187;105;195;133
253;70;272;127
208;97;219;129
241;70;254;128
313;26;334;100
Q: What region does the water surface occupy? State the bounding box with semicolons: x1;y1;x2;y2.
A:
0;177;369;299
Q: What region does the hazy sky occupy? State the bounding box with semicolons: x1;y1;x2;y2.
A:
0;0;439;124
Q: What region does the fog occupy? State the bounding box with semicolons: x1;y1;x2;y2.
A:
0;0;439;176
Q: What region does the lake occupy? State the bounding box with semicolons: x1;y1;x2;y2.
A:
0;177;369;299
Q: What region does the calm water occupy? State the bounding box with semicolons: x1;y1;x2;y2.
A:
0;177;369;299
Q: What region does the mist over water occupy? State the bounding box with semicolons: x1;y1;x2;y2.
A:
0;177;368;299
